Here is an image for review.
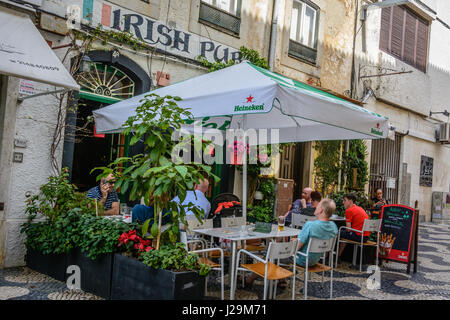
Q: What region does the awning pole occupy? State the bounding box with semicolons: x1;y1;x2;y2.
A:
17;88;69;102
242;114;247;222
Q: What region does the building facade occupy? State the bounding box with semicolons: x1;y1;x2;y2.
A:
1;0;448;268
353;0;450;222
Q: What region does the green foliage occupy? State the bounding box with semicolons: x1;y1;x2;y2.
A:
314;140;369;195
313;141;341;195
25;168;96;222
141;243;210;276
93;94;219;246
21;208;136;259
247;178;276;223
197;46;270;72
342;140;369;191
328;190;370;217
75;213;136;260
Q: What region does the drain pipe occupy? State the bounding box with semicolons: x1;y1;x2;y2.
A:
269;0;281;71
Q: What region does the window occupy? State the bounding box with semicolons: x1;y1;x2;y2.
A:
379;5;429;72
289;0;319;64
199;0;241;36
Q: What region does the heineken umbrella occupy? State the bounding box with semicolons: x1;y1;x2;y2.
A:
93;61;389;220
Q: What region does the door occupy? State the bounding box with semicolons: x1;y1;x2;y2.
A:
369;133;402;204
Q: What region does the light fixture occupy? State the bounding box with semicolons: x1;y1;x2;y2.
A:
430;110;450;117
361;0;412;21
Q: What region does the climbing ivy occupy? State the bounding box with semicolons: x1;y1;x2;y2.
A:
314;140;369;195
197;46;270;71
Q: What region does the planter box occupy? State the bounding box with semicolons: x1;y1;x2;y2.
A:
111;253;206;300
25;248;67;282
67;249;114;299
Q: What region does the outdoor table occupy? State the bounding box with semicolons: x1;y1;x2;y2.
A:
193;224;300;300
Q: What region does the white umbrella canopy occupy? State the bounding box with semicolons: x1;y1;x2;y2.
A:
92;61;389;220
93;61;388;141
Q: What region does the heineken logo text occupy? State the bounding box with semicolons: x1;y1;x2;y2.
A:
234;104;264;112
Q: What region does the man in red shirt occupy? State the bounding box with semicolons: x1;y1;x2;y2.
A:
338;193;370;257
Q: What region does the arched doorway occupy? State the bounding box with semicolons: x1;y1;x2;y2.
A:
62;50;151;195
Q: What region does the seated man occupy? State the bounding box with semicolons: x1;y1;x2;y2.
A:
295;198;338;267
338;193;370;258
172;178;211;219
132;179;210;225
132;195;171;225
86;173;119;216
370;188;389;212
298;191;322;217
281;187;313;225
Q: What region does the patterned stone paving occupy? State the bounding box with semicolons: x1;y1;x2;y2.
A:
1;222;450;300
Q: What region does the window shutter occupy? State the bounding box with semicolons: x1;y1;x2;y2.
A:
390;6;405;58
379;7;391;52
403;10;417;66
415;18;429;72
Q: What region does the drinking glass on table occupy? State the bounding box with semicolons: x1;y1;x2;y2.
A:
278;216;285;231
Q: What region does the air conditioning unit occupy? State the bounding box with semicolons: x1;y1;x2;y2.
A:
439;122;450;143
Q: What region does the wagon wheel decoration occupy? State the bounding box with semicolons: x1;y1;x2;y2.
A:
77;62;135;101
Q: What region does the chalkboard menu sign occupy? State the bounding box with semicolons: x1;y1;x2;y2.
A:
379;204;416;263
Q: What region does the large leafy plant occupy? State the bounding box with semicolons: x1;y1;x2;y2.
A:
247;178;276;223
94;94;219;249
25;168;96;221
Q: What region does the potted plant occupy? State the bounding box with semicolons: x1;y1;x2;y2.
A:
66;212;135;299
21;168;95;281
95;93;219;299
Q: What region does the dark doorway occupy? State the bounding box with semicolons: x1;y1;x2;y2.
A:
71;98;111;192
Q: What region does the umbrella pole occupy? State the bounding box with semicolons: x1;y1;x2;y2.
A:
242;114;247;222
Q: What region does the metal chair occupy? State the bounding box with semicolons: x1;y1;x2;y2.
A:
233;240;299;300
335;219;382;272
295;236;337;300
180;231;225;300
183;215;213;248
290;213;317;229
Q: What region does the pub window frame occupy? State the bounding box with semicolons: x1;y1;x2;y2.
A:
288;0;320;65
199;0;242;37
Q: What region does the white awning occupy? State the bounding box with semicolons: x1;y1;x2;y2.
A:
0;6;79;90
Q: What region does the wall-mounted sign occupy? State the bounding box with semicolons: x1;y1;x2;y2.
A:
14;138;27;148
83;0;242;64
419;155;433;187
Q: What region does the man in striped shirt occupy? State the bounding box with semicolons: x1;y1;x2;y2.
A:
86;173;119;215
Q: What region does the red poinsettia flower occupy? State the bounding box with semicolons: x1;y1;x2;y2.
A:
145;246;153;252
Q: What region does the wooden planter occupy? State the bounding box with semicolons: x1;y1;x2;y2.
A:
110;253;206;300
25;248;67;282
66;249;114;300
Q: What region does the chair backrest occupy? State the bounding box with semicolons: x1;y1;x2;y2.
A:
210;193;241;217
221;217;245;228
306;236;336;254
267;240;298;260
184;216;213;235
362;219;382;232
291;214;317;229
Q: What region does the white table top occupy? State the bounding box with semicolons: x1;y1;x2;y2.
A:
193;224;300;241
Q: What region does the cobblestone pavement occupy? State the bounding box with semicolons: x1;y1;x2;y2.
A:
1;222;450;300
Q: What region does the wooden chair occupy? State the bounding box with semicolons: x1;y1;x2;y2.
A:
180;231;225;300
233;240;299;300
335;219;382;272
295;236;337;300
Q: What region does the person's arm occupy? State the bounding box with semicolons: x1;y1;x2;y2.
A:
103;201;119;216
